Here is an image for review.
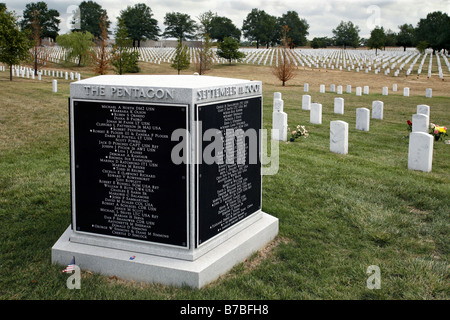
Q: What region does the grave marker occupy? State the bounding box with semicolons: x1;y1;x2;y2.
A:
330;121;348;154
334;97;344;114
372;101;384;120
356;108;370;131
408;132;433;172
310;103;322;124
412;113;429;133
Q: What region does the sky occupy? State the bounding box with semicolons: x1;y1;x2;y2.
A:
3;0;450;39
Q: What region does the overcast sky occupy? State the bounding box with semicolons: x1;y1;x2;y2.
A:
3;0;450;39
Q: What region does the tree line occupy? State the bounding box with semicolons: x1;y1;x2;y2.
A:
2;1;449;53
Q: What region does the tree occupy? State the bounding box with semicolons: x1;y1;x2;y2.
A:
242;9;278;49
397;24;416;51
163;12;198;41
415;11;450;53
196;34;214;75
118;3;159;48
367;26;386;55
111;19;135;75
57;31;94;66
208;15;241;42
90;14;110;75
272;26;296;86
0;8;32;81
310;37;328;48
171;39;190;74
384;29;397;49
332;21;360;49
29;9;49;75
20;2;60;41
217;37;246;64
72;1;110;39
278;11;309;48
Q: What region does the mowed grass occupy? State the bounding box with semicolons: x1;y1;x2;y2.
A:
0;61;449;300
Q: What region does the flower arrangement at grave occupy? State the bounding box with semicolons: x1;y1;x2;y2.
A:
288;125;309;142
430;123;448;141
407;120;412;132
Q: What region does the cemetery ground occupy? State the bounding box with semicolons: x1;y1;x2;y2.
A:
0;60;449;300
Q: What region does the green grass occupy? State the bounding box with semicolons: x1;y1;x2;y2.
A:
0;62;449;300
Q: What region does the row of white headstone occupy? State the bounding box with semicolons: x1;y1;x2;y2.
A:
273;92;435;172
1;65;81;82
304;82;432;98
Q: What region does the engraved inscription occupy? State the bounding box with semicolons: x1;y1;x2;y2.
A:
197;97;262;245
72;100;188;247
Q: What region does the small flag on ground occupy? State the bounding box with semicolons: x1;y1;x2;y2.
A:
62;257;75;273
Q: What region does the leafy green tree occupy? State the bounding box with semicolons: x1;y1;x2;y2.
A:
171;39;190;74
278;11;309;48
397;24;416;51
384;29;397;49
242;9;278;48
196;34;213;75
56;31;94;66
367;26;386;55
415;11;450;53
20;2;60;41
332;21;360;49
118;3;159;47
310;37;328;49
163;12;198;40
208;15;241;42
72;1;110;38
0;8;32;81
112;19;131;74
217;36;246;64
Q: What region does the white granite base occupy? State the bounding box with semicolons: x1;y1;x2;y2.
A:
52;212;278;288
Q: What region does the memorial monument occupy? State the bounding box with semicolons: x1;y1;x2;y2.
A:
52;75;278;288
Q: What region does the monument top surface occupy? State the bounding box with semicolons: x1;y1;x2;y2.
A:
72;75;258;88
70;75;262;103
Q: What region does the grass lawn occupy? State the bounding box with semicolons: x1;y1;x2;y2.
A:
0;60;449;300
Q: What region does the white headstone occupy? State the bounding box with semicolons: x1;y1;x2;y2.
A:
302;95;311;110
372;101;384;120
412;113;429;133
426;88;432;98
330;121;349;154
417;104;430;118
304;83;309;92
52;80;57;93
382;87;388;96
65;72;68;80
356;87;362;96
310;103;322;124
356;108;370;131
408;132;433;172
337;85;343;94
404;87;410;97
320;84;325;93
334;97;344;114
363;86;369;95
272;98;287;141
330;84;336;93
273;98;284;112
38;73;41;81
346;85;352;94
393;84;397;92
